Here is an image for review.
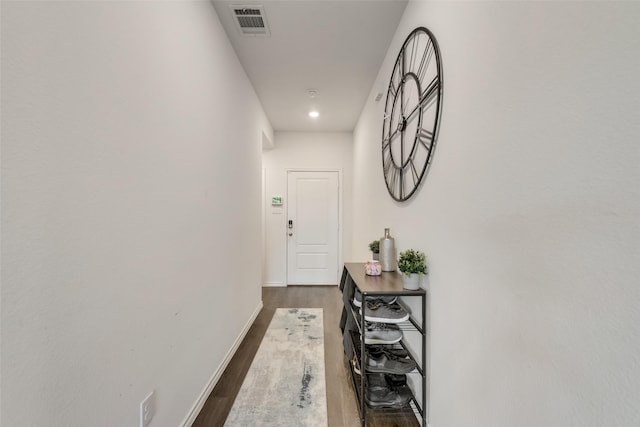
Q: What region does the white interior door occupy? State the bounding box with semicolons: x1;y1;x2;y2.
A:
287;171;339;285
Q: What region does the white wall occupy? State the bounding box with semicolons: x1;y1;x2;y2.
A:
353;1;640;426
262;132;353;286
1;2;271;426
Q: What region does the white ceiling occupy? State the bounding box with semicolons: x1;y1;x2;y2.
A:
211;0;408;132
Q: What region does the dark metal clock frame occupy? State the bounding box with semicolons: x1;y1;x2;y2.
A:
382;27;443;202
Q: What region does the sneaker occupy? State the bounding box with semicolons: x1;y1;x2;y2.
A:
384;373;407;387
362;300;409;324
365;373;388;391
366;352;417;374
365;383;412;408
353;289;396;308
366;372;407;390
363;322;402;345
366;345;408;359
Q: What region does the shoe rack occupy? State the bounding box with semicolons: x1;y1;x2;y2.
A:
339;263;427;427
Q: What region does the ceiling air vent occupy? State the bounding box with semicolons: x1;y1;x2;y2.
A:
230;5;270;36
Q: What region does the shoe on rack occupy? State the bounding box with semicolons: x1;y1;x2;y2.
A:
366;351;417;374
384;373;407;387
366;345;409;360
366;372;407;390
365;373;388;391
365;383;412;409
363;322;403;345
353;289;396;308
362;300;409;324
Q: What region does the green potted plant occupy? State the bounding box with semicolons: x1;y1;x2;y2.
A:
397;249;427;290
368;240;380;260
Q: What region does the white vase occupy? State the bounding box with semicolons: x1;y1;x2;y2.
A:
402;273;421;290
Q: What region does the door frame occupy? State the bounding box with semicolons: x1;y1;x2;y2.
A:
285;168;343;286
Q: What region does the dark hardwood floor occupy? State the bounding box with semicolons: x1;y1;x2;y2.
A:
192;286;360;427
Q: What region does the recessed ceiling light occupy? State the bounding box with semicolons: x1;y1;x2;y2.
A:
309;111;319;118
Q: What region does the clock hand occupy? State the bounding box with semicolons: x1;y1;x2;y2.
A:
404;76;440;123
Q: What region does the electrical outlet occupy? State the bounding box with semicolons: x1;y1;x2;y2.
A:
140;391;156;427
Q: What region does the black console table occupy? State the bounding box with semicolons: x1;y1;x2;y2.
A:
339;263;427;426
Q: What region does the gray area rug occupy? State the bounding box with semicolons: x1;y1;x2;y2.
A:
224;308;328;427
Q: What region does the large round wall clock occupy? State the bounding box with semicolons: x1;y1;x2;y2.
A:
382;27;443;202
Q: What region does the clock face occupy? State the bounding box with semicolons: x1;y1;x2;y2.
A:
382;27;443;202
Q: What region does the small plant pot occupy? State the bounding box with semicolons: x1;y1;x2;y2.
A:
372;252;379;261
402;273;421;290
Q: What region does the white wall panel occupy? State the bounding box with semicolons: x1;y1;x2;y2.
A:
1;2;271;426
353;1;640;426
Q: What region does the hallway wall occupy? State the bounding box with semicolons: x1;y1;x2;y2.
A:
353;1;640;426
1;2;270;426
262;132;353;286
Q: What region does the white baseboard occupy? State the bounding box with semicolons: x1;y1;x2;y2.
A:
262;281;286;287
180;300;263;427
